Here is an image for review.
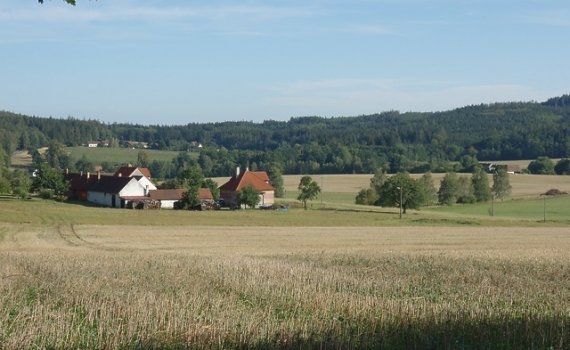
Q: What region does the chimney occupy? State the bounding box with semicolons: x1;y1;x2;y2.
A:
236;166;240;177
65;168;69;174
80;171;83;177
87;172;90;179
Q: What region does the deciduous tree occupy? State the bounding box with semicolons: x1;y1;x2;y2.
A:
527;157;555;175
297;176;320;210
237;185;260;209
377;172;421;214
438;172;459;205
554;158;570;175
492;167;511;200
472;166;492;202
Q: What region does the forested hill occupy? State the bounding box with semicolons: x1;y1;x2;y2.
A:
1;95;570;175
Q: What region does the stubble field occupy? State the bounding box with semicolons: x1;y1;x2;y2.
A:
1;198;569;348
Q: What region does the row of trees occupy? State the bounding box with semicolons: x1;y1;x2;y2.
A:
356;166;511;212
527;157;570;175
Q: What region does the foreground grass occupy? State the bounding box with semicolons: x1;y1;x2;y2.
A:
0;224;569;349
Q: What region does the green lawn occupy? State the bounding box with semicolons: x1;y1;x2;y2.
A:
427;195;570;222
68;147;192;165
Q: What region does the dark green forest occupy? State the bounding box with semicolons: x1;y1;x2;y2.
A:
1;95;570;177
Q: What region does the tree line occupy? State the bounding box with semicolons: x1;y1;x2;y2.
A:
2;95;570;177
355;166;512;212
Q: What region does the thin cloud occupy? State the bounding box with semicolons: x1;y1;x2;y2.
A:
266;79;554;116
522;9;570;27
332;24;397;35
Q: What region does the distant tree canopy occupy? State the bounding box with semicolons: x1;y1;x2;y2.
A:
2;95;570;176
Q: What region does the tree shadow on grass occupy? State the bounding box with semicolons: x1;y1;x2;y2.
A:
129;315;568;350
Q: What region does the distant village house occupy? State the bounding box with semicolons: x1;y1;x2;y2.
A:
219;167;275;208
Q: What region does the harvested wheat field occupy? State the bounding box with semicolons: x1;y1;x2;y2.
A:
1;223;569;349
283;173;570;198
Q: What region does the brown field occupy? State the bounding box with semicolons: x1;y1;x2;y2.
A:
1;223;569;348
282;173;570;198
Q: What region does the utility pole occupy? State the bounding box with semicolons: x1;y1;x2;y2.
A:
396;186;403;219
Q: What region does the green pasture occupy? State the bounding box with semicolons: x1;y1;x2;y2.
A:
427;195;570;222
67;147;190;165
2;194;568;228
282;191;356;208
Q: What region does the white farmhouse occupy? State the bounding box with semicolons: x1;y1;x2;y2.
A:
87;176;146;208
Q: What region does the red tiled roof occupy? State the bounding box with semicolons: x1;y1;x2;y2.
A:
149;188;214;201
219;170;274;192
114;167;152;179
149;189;185;201
64;173;112;191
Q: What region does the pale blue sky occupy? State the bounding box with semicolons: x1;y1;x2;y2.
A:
0;0;569;124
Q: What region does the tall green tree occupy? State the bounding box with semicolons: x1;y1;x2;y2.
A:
472;166;492;202
137;150;150;168
438;172;460;205
492;167;511;200
175;165;203;209
417;172;437;206
75;154;94;173
554;158;570;175
11;169;32;199
457;176;475;204
355;188;377;205
31;164;69;200
267;164;285;198
527;157;555;175
377;172;421;214
237;185;261;209
297;176;321;210
46;141;70;170
202;178;220;200
0;168;11;194
370;168;387;196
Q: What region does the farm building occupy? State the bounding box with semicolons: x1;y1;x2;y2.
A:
219;168;274;208
149;188;214;209
64;171;106;201
64;167;157;208
114;166;152;179
114;166;157;194
87;176;147;208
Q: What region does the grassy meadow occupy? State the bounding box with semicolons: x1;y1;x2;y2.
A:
67;146;187;165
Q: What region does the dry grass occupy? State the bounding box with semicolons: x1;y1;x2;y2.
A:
282;173;570;199
1;223;569;349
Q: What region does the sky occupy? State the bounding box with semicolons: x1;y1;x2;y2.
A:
0;0;569;125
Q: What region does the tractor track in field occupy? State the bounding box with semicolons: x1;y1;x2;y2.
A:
57;224;124;252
